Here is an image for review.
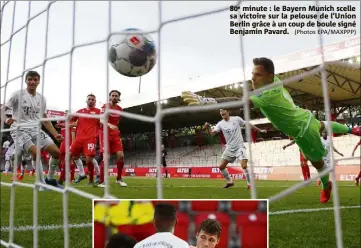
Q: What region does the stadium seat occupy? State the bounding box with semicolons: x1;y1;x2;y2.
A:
231;201;259;212
93;222;107;248
194;212;230;248
174;212;190;242
236;213;267;248
191;201;219;212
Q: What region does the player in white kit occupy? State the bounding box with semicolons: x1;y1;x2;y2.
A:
4;141;15;175
204;109;267;189
134;203;189;248
317;131;344;186
1;71;63;189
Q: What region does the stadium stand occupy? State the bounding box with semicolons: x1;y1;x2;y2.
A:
125;135;360;167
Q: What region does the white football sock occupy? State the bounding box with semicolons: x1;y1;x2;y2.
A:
92;158;100;176
221;168;232;183
47;157;59;180
32;160;45;183
74;159;85;176
4;161;10;173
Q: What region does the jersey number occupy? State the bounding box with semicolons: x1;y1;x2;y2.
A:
87;143;95;151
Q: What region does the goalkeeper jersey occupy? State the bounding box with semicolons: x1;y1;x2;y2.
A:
94;201;154;226
249;77;312;139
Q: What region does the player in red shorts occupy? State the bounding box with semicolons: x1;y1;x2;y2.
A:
98;90;126;187
283;139;311;181
351;139;361;186
55;110;78;184
69;94;101;185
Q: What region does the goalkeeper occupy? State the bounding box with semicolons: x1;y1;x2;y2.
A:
181;57;360;204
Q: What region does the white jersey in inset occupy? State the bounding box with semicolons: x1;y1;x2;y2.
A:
214;116;246;151
5;89;47;129
134;232;189;248
321;137;331;164
2;140;10;149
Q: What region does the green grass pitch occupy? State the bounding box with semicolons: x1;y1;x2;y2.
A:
1;175;360;248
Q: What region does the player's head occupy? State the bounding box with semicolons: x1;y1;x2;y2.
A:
153;203;177;233
161;144;164;150
196;219;222;248
25;71;40;90
106;232;136;248
322;130;328;139
109;90;121;104
252;57;275;89
86;94;96;107
219;109;230;120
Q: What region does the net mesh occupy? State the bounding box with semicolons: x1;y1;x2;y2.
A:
0;1;359;248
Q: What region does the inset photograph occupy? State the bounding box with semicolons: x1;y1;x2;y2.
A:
93;200;268;248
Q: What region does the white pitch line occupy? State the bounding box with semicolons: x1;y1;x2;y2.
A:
72;184;359;188
0;223;92;232
270;205;361;216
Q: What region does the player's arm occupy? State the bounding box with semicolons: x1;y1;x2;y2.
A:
42;113;63;141
99;118;118;130
249;123;267;133
333;146;343;157
1;93;17;125
181;91;255;108
351;140;361;157
283;140;296;150
203;122;219;136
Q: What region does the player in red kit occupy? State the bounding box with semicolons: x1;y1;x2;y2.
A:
55;110;78;184
69;94;101;185
98;90;126;187
351;139;361;186
283;139;311;181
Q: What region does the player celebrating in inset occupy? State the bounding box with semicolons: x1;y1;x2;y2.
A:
134;203;189;248
191;219;222;248
69;94;101;185
182;58;361;203
98;90;126;187
204;108;267;189
283;139;311;181
351;139;361;186
105;233;137;248
1;71;63;190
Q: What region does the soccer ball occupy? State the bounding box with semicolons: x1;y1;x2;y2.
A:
108;28;157;77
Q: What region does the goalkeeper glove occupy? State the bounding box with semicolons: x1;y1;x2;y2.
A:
181;91;217;106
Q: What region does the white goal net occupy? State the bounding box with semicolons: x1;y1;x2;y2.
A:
1;1;360;248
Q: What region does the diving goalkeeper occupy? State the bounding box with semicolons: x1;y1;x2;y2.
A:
181;57;360;204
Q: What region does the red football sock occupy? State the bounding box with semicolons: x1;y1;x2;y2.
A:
357;171;361;180
99;160;104;184
59;160;65;182
305;165;311;180
87;161;94;182
116;160;124;181
301;166;307;181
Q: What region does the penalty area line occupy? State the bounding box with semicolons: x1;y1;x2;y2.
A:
0;223;92;232
270;205;361;216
